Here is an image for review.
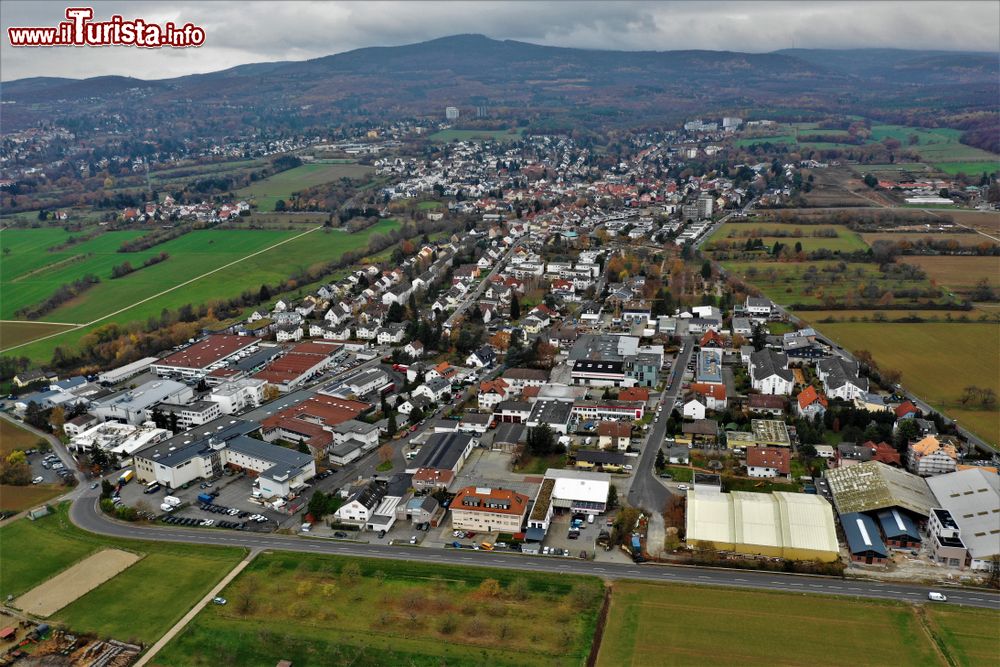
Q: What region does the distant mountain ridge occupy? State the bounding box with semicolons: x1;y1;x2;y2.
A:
1;34;996;133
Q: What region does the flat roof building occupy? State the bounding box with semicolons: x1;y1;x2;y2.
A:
151;335;257;378
685;488;839;562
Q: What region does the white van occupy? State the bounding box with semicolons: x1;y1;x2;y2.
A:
587;514;594;524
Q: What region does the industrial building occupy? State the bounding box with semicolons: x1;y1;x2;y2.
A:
825;461;935;518
150;335;258;378
926;468;1000;570
527;468;611;537
90;379;193;425
685;488;840;562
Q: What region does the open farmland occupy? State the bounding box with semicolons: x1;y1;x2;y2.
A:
236;163;374;211
0;321;79;348
1;229;297;322
15;549;141;617
0;483;66;513
899;256;1000;296
597;581;993;667
924;606;1000;667
3;219;400;362
0;419;42;456
720;260;941;307
860;232;991;248
708;222;868;253
429;128;524;143
808;322;999;444
155;551;602;667
0;504;245;644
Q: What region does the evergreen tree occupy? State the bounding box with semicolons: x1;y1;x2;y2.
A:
510;293;521;320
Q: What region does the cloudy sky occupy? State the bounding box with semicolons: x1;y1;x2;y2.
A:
2;1;997;81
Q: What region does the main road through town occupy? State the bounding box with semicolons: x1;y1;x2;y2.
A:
69;486;999;610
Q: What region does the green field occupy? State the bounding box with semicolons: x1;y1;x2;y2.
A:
1;228;299;321
3;219;400;362
708;222;868;253
155;551;602;667
598;581;996;667
925;605;1000;667
735;123;999;172
811;322;999;444
720;260;936;307
0;504;245;643
0;483;66;513
428;128;524;143
236;163;373;212
417;200;444;210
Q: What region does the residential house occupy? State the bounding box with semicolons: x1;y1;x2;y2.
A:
465;346;496;369
750;349;794;395
747;394;786;416
746;446;791;478
597;421;632;451
413;378;452;403
796;386;829;419
478;379;510;411
403;340;424;359
683;398;707;420
450;486;529;534
377;323;407;345
908;435;959;477
817;357;869;401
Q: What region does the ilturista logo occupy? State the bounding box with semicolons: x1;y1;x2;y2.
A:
7;7;206;48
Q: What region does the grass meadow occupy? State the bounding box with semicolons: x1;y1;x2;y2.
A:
236;163;374;211
811;322;999;444
4;219;400;362
899;256;1000;295
597;581;949;667
0;419;44;455
428;128;524;143
0;484;67;513
0;504;245;643
155;551;602;667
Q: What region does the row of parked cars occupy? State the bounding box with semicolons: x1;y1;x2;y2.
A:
198;503;270;523
161;515;249;529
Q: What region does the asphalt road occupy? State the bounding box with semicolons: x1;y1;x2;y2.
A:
627;336;694;512
69;488;1000;610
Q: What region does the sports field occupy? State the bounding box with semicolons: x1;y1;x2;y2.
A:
236;163;373;211
155;551;602;667
597;581;995;667
429;128;524;143
3;220;400;362
0;504;245;644
812;322;999;444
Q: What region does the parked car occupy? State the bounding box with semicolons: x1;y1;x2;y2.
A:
31;476;44;484
334;531;348;538
677;484;689;491
212;597;227;605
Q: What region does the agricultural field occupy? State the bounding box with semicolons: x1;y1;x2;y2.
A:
236;163;374;212
0;321;79;348
899;256;1000;296
708;222;868;253
155;551;602;667
0;419;43;456
933;161;1000;177
429;128;525;143
720;260;939;307
810;322;999;444
0;483;67;513
859;232;990;248
597;581;995;667
0;504;245;644
798;309;999;324
3;219;400;362
924;605;1000;667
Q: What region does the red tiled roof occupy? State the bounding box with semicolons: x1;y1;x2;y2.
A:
690;383;727;400
894;401;918;419
797;386;828;410
746;446;790;474
618;387;649;402
598;421;631;438
451;486;529;516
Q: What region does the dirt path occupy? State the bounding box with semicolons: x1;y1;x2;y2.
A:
1;225;322;353
15;549;141;617
134;549;258;667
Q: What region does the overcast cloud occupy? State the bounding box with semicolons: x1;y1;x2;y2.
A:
2;1;998;81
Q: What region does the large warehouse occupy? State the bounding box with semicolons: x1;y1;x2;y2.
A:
685;488;840;562
825;460;935;518
151;335;258;378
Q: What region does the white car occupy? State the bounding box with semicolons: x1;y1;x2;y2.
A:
31;476;44;484
927;592;948;602
677;484;689;491
201;519;215;527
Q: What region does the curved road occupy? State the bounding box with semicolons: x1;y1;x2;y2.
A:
69;485;999;610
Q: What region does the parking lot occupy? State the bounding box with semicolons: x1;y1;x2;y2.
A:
113;469;287;531
542;511;598;558
25;450;74;485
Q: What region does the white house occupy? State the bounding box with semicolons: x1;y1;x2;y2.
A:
683;399;707;420
404;340;424;358
750;349;794;395
377;323;407;345
414;378;451;403
465;346;496;369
